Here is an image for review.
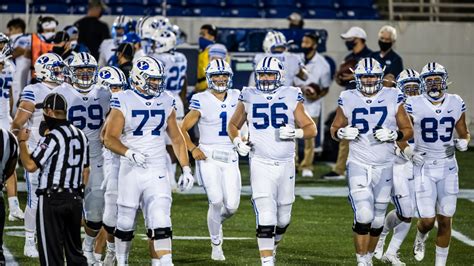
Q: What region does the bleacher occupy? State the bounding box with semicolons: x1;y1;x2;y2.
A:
0;0;379;20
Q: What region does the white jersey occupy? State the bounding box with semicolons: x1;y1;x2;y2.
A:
20;82;57;143
189;89;240;148
110;89;176;165
406;93;465;160
98;39;118;67
293;53;331;117
252;52;303;87
339;87;403;165
0;64;13;120
10;33;32;113
153;52;187;95
53;84;111;157
240;86;303;161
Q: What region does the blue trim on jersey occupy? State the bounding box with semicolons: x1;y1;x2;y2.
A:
250;198;260;226
337;97;343;106
392;195;403;217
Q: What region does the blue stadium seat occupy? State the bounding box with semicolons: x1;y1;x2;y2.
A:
70;5;88;14
343;8;379;19
246;30;267;52
111;4;150;15
33;4;70;14
300;0;336;8
149;6;164;15
226;0;261;8
323;55;336;81
303;8;338;19
264;7;299;18
191;6;223;16
0;3;26;13
166;6;190;16
163;0;184;6
33;0;69;4
226;7;261;18
264;0;296;7
147;0;164;4
187;0;224;7
104;0;144;4
339;0;373;8
69;0;89;3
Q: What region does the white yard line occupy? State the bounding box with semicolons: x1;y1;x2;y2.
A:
3;245;19;266
434;222;474;247
300;195;314;200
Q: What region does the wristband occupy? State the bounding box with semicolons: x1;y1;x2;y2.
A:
396;130;404;141
189;146;198;153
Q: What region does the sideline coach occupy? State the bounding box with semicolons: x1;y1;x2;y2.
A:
18;93;89;266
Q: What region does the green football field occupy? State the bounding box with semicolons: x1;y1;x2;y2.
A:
4;149;474;265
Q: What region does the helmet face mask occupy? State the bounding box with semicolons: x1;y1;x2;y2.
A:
35;53;65;84
98;66;127;93
143;76;165;97
254;56;284;93
205;59;233;93
402;82;420;96
72;66;97;88
209;74;231;92
422;75;445;100
357;74;382;95
396;68;421;98
130;56;166;98
354;58;384;95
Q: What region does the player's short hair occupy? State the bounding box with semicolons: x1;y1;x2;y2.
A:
200;24;217;38
7;18;26;32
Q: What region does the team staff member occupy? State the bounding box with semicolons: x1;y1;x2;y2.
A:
0;129;19;264
17;93;89;266
195;24;217;92
371;25;403;87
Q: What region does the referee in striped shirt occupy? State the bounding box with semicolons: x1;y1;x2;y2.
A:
17;93;89;266
0;129;19;264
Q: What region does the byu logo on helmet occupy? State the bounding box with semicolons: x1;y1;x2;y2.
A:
137;61;149;70
38;56;50;64
100;70;111;79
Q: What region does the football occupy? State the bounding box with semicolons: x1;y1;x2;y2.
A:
335;57;357;86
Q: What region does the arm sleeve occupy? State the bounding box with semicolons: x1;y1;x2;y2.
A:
110;94;126;115
20;86;36;103
189;94;201;112
404;98;413;115
31;135;58;169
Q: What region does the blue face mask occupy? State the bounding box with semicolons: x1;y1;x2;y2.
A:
199;37;214;50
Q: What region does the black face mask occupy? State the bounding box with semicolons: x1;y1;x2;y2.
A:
43;114;68;131
52;46;65;55
378;40;392;52
345;40;356;51
301;47;313;55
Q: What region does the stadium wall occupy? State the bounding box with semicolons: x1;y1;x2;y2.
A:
1;15;472;133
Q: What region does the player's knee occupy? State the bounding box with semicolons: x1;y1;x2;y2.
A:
103;224;115;235
370;226;384;237
352;222;371;235
115;229;134;241
117;206;137;231
355;207;374;224
256;225;275;238
371;214;385;229
147;227;172;240
437;216;452;231
209;200;224;211
277;213;291;228
222;206;238;220
86;220;103;231
258;211;277;225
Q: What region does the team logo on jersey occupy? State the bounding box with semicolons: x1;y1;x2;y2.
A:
366;99;372;104
266;96;273;100
83;97;88;101
221;104;226;108
99;70;111;79
137;61;149;70
146;102;151;106
38;56;49;64
436;109;441;114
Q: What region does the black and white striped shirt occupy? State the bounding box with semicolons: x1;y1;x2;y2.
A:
31;124;89;190
0;129;19;185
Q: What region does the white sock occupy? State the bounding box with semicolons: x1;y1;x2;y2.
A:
261;256;274;265
94;253;102;261
160;254;173;266
24;206;36;234
356;253;365;263
435;245;449;266
257;237;274;252
366;252;374;261
416;229;429;242
8;196;20;210
386;221;411;255
115;237;131;265
25;230;35;245
83;234;96;251
106;241;115;252
207;203;222;243
384;210;403;233
151;258;160;266
274;234;283;244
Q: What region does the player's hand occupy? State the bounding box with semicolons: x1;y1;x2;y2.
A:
233;137;251;156
178;166;194;192
374;127;398;142
402;146;425;165
191;147;207;160
454;138;469;152
16;128;30;142
125;149;147;168
279;124;304;140
337;126;359;140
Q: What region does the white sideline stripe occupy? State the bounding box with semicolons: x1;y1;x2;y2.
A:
3;245;18;266
136;234;252;241
300;195;314;200
434;222;474;247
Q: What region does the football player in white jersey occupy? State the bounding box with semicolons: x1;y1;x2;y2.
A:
374;69;423;265
11;53;65;258
330;58;413;266
97;66;128;265
408;62;470;266
53;52;111;265
229;56;317;265
181;59;240;261
98;15;134;67
104;56;194;266
249;31;307;87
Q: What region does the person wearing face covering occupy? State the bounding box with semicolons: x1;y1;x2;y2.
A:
195;24;217;92
294;32;331;178
31;16;58;82
371;25;403;87
17;93;89;266
52;29;90;62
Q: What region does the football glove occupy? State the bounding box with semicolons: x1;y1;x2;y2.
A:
233;137;251;156
337;126;359;140
401;145;425;166
454;138;469;152
279;124;304;140
125;149;147;168
374;127;398;142
178;166;194;192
